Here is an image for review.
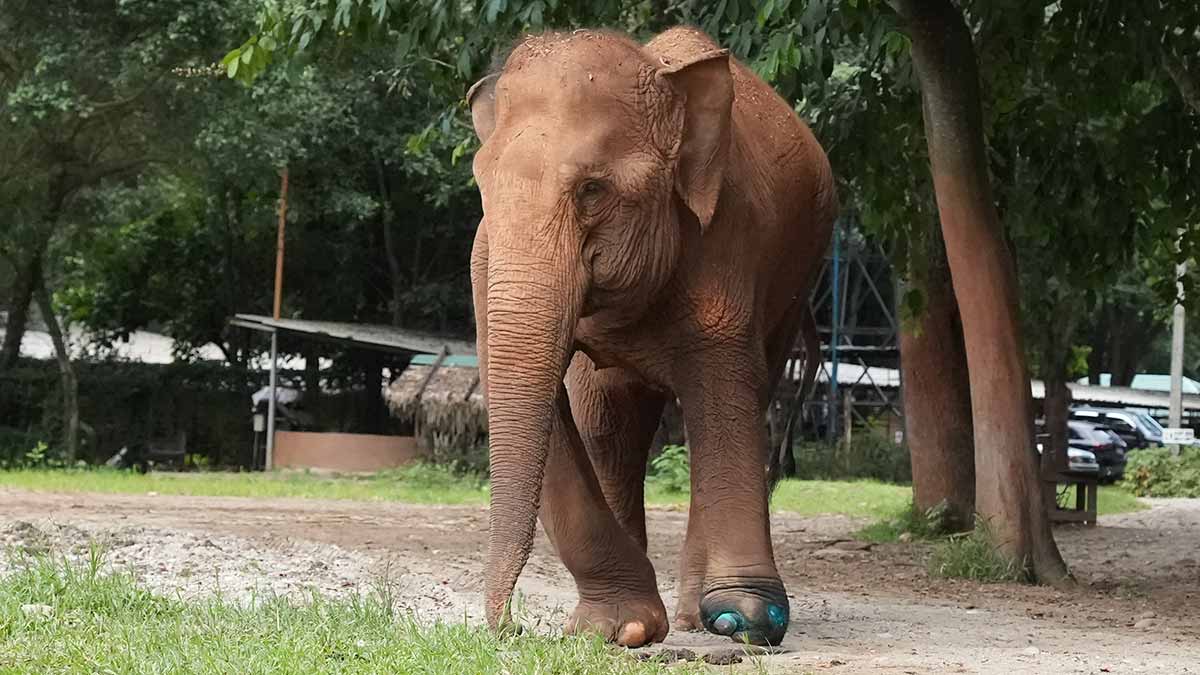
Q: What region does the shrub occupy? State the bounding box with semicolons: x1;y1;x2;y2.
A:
647;444;690;494
790;426;911;483
1121;447;1200;498
388;461;486;491
928;524;1029;583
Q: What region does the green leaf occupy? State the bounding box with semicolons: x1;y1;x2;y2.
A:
484;0;506;24
756;0;776;28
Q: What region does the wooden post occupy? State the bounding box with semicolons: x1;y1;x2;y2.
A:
273;168;290;322
265;167;289;471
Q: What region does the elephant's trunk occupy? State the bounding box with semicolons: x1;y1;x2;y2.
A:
482;238;584;629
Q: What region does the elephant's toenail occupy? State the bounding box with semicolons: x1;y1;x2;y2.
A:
767;604;788;628
618;621;648;646
711;611;742;636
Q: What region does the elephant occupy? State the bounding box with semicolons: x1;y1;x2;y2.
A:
466;25;837;647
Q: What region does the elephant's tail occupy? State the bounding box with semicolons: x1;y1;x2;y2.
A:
798;306;821;402
768;305;822;491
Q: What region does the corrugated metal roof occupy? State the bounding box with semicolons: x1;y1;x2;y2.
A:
410;354;478;367
1035;381;1200;411
1076;373;1200;394
230;314;476;357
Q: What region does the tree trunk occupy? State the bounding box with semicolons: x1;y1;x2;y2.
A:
1039;302;1082;477
33;271;80;462
1086;314;1107;385
897;0;1070;584
362;350;385;435
899;233;975;531
375;157;405;327
304;343;321;403
1041;374;1071;476
0;252;41;371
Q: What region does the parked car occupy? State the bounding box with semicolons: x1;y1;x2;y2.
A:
1070;406;1163;449
1035;433;1101;475
1067;420;1127;482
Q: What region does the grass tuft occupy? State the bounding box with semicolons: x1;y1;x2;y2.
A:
0;555;712;674
927;524;1029;583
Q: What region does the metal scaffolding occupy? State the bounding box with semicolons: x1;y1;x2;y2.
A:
773;217;903;447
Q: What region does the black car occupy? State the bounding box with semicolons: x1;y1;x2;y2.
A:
1070;406;1163;449
1068;420;1127;482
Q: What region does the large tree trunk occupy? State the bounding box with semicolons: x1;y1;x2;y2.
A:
899;232;975;531
33;272;80;462
897;0;1070;584
0;251;41;371
375;157;405;327
1038;304;1081;477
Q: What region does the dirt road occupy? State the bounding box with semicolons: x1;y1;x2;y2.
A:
2;488;1197;673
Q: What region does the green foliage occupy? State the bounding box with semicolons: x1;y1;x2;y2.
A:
0;359;262;466
928;525;1029;583
0;556;705;675
1122;447;1200;498
791;426;911;484
419;440;490;477
22;441;49;467
647;444;690;494
0;428;44;467
383;461;487;492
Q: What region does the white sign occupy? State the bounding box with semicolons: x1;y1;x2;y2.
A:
1163;428;1195;445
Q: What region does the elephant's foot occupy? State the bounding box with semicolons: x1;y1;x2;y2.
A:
565;592;669;647
699;575;790;646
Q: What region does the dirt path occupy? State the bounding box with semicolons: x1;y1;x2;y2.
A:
2;488;1197;673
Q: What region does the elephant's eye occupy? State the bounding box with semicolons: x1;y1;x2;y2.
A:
575;179;608;208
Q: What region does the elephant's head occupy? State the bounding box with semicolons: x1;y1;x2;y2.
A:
467;31;734;626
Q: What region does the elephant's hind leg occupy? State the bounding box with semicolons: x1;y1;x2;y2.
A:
539;362;667;647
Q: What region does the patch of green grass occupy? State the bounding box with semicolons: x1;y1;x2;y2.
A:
0;555;710;675
766;479;911;519
927;526;1028;583
645;478;911;518
858;486;1148;544
1096;485;1149;514
0;464;490;505
1;466;916;519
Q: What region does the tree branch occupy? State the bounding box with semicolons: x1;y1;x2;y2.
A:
1162;47;1200;115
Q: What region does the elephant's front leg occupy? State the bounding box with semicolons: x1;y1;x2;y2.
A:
675;347;789;646
539;385;668;647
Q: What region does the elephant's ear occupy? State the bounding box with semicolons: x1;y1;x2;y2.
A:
467;73;500;143
657;50;733;232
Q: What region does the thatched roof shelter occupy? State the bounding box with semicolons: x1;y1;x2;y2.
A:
386;355;486;459
386;353;688;464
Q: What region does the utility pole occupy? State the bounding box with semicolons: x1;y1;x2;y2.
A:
265;167;289;471
1168;227;1187;456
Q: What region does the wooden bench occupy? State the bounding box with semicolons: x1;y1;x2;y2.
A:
1043;470;1099;526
